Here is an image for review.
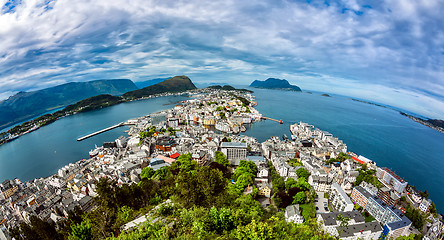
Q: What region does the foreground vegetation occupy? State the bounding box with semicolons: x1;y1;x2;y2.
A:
10;154;334;239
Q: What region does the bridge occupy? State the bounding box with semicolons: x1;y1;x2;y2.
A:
261;116;283;124
76;121;135;141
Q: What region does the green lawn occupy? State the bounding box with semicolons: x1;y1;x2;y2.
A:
300;203;316;222
361;211;376;222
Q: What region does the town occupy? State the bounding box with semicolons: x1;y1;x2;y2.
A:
0;88;442;240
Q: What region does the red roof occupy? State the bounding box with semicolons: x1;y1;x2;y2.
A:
170;153;180;159
351;156;365;164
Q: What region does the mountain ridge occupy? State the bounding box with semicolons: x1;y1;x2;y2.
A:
250;78;301;91
0;79;138;129
123;76;197;100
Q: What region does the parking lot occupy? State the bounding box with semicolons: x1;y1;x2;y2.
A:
315;191;330;214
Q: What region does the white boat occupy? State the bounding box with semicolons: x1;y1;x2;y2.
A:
89;145;102;157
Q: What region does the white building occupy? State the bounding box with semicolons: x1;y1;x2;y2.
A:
329;182;354;212
220;142;247;165
318;211;382;240
285;205;304;224
419;198;432;213
376;167;407;194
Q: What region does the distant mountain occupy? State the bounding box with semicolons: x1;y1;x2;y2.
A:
0;79;138;129
250;78;301;91
195;82;230;88
123;76;197;100
134;77;171;89
207;85;254;93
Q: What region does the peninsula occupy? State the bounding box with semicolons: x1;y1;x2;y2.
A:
0;88;439;240
0;76;196;145
0;79;138;130
250;78;302;91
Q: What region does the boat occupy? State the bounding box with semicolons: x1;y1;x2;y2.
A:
282;134;289;141
89;145;102;158
6;135;19;142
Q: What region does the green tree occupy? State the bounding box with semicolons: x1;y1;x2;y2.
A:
69;220;92;240
140;167;155;180
215;151;229;166
336;213;350;228
172;153;199;173
209;207;234;233
296;168;310;181
235;219;275;240
175;167;227;208
293;192;306;204
285;178;298;190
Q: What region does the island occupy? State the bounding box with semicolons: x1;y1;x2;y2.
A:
249;78;302;91
400;112;444;134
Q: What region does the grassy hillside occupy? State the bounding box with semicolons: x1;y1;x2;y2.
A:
123;76;196;100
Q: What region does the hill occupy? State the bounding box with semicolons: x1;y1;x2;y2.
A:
123;76;197;100
134;77;171;89
250;78;301;91
0;79;138;129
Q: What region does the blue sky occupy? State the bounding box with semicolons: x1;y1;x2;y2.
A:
0;0;443;119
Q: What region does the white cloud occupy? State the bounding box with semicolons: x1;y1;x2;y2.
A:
0;0;443;118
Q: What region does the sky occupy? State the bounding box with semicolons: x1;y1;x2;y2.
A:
0;0;443;119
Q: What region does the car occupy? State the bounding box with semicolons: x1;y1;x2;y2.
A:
324;207;329;211
323;202;328;206
316;207;319;210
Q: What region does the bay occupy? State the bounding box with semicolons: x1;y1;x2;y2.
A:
0;95;188;183
243;88;444;212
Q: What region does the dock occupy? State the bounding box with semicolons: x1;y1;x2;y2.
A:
77;122;125;141
261;117;283;124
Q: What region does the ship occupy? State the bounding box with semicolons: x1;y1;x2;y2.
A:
89;145;103;158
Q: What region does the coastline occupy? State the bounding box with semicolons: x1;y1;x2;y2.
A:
0;88;441;238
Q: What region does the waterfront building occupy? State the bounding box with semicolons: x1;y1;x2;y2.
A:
364;197;412;239
376;167;407;194
220;142;247;165
377;187;400;206
419;198;433;213
329;182;354;212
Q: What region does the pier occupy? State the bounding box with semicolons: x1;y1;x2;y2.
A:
261;116;283;124
77;122;133;141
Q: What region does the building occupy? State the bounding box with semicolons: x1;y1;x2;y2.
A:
360;182;378;196
220;142;247;165
257;183;271;198
203;117;216;126
423;217;443;240
167;118;179;128
350;186;372;208
318;211;382;240
338;222;383;240
377;187;400;206
376;167;407;194
329;182;354;212
364;197;412;239
419;198;432;213
285;205;304;224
